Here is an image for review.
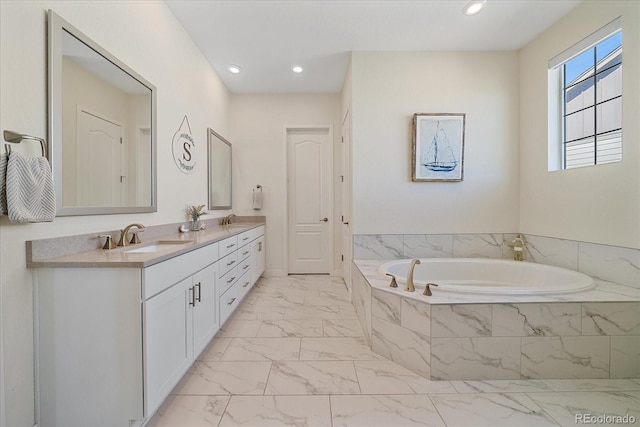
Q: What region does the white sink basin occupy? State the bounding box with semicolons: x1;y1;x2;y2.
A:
123;240;193;253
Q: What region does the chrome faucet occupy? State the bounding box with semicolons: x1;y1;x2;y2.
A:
220;214;236;226
117;223;145;247
406;259;421;292
512;234;525;261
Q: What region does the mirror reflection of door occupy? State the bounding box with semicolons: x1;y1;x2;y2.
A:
136;128;151;206
77;109;125;207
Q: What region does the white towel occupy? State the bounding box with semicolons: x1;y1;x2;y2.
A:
0;153;8;215
252;190;263;210
4;151;55;223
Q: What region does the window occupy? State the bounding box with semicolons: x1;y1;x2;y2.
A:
549;18;622;170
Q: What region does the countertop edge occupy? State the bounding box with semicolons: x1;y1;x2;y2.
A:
28;222;265;269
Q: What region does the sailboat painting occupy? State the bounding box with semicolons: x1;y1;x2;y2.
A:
411;113;465;182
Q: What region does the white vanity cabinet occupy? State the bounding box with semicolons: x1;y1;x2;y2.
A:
34;223;266;427
142;249;219;416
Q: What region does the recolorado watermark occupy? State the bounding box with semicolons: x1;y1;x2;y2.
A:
575;413;636;424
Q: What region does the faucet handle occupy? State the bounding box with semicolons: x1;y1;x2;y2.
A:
129;229;145;245
423;283;438;296
385;273;398;288
97;234;115;250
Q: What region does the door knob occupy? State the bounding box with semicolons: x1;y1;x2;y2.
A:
320;218;328;222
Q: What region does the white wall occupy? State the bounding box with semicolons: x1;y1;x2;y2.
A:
0;2;230;425
229;94;342;276
350;51;520;235
519;1;640;249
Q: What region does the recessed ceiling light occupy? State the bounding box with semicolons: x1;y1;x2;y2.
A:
463;0;486;16
292;66;304;73
228;65;242;74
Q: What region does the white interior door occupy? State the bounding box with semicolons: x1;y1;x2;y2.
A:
77;109;125;206
287;127;333;274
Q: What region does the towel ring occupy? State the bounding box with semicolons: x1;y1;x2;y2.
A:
3;130;48;160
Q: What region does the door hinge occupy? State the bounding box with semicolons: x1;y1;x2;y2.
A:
341;136;344;143
120;137;123;144
340;175;344;182
341;215;344;222
341;254;344;261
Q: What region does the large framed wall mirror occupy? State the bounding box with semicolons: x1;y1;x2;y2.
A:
207;128;232;210
48;10;157;216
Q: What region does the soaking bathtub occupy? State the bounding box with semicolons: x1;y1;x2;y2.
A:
378;258;595;294
353;258;638;381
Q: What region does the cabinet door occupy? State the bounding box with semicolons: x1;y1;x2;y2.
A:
192;263;219;357
252;236;266;283
143;277;193;417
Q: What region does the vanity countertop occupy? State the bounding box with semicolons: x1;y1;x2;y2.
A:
28;222;265;269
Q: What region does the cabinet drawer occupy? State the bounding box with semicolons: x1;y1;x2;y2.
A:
142;243;219;300
219;236;238;258
238;230;253;248
237;270;253;300
219;266;239;295
238;257;251;276
238;245;251;262
219;284;239;326
218;251;238;277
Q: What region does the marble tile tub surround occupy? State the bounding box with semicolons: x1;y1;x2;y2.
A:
354;233;640;288
27;215;265;262
353;261;640;381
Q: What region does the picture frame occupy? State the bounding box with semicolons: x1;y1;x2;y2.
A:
411;113;465;182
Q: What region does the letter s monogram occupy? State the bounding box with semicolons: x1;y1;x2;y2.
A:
183;141;192;161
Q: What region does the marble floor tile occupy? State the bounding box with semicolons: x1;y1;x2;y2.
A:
331;394;446;427
147;395;230;427
300;337;382;361
220;338;301;361
264;361;360;395
243;294;305;308
528;391;640;426
284;306;343;320
217;320;262;338
430;393;560;426
219;395;331;427
197;337;232;361
172;361;271;395
317;289;351;301
541;378;640;392
451;379;552;393
304;295;354;308
229;306;287;321
322;319;364;337
256;319;324;337
354;361;456;394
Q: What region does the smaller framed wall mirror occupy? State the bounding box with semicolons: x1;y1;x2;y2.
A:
207;128;232;210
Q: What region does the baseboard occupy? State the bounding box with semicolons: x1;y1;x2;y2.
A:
264;269;286;277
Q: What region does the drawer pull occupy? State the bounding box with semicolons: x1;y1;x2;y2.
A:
226;260;236;266
226;243;236;249
242;250;250;256
243;281;250;288
242;265;250;270
242;237;249;241
227;276;236;284
196;282;202;302
227;297;236;305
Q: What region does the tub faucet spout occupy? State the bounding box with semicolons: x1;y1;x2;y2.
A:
406;259;421;292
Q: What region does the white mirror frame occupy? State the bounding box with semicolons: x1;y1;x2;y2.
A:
207;128;232;210
48;10;157;216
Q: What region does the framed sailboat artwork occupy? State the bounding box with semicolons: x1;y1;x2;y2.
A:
411;113;465;182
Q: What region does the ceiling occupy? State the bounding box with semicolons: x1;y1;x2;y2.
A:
165;0;582;94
